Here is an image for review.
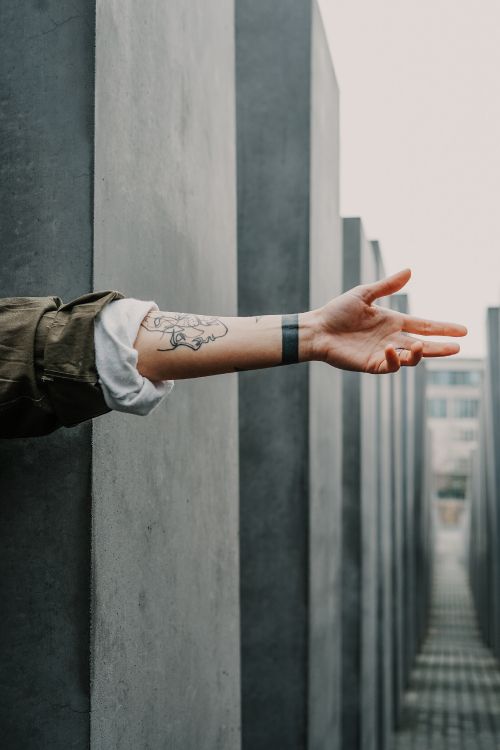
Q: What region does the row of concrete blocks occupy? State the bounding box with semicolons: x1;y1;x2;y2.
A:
0;1;432;748
469;309;500;653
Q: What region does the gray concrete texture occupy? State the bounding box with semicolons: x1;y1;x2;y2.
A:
308;3;343;748
341;222;432;749
0;2;97;747
389;294;408;728
0;1;435;747
390;294;431;727
372;242;394;750
236;1;342;748
470;308;500;654
91;1;240;749
413;363;432;652
341;218;380;750
394;525;500;749
1;1;240;749
401;342;418;686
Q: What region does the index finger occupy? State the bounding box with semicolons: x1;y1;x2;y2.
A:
401;314;468;337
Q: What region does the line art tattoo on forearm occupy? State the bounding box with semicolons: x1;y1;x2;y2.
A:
282;314;299;364
141;313;228;352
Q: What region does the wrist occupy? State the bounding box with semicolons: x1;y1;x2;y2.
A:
299;309;325;363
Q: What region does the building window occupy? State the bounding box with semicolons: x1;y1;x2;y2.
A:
453;399;479;419
428;370;481;386
436;474;467;499
459;429;476;442
427;398;447;418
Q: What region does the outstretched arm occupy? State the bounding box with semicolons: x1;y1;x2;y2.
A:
134;269;467;382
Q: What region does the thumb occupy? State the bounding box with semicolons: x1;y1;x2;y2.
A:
362;268;412;304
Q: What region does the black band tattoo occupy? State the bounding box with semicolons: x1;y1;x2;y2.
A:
282;313;299;364
141;313;228;352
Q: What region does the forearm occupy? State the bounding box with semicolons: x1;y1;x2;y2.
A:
132;270;468;382
134;310;320;381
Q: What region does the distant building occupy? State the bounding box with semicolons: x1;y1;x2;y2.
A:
426;357;484;520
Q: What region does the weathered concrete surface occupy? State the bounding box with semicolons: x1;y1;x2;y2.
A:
0;2;96;747
340;226;432;748
236;0;311;741
389;294;407;727
372;244;394;750
401;332;417;688
470;309;500;653
341;218;379;750
376;362;393;750
485;309;500;658
91;2;240;749
400;336;429;685
470;321;494;647
237;1;342;747
413;363;431;651
470;402;493;647
308;4;343;749
395;524;500;749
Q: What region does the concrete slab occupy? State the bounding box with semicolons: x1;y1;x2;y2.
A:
341;218;379;750
470;309;500;652
0;2;96;747
236;1;342;747
308;4;343;749
91;2;240;749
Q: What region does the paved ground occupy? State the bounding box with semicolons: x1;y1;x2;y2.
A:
393;525;500;750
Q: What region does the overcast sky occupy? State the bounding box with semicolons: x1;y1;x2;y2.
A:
318;0;500;357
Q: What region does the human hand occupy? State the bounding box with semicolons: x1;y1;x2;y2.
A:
310;269;467;374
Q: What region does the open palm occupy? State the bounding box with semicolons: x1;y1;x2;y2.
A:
317;269;467;374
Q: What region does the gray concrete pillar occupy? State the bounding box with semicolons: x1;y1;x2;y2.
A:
413;362;430;650
469;314;495;647
236;1;342;747
370;242;395;750
400;341;429;678
402;350;417;685
0;2;240;749
480;308;500;652
0;4;99;746
469;437;492;646
377;366;394;750
309;4;343;748
341;218;380;750
91;3;240;749
389;294;408;726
